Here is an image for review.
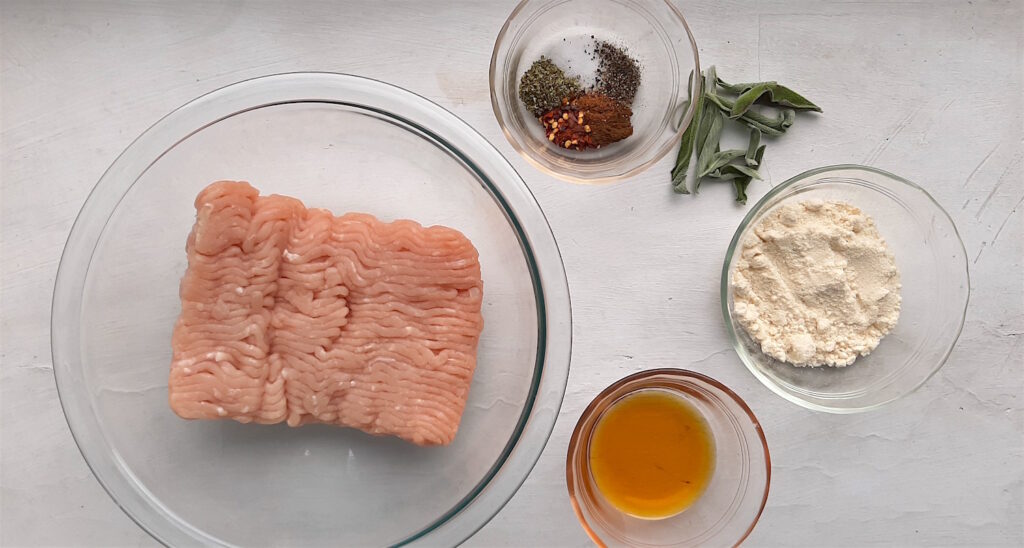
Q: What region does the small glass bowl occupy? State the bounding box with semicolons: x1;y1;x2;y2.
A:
567;369;770;547
722;165;970;413
489;0;700;184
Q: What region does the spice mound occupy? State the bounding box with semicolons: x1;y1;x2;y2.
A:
731;200;902;367
594;42;641;105
518;56;582;117
517;41;642;153
573;93;632;145
540;93;633;150
541;103;593;150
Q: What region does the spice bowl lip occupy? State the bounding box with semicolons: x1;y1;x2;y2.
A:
720;164;971;413
489;0;701;184
566;369;771;548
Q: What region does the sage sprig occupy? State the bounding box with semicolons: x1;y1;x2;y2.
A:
717;76;822;115
670;66;820;203
670;101;694;193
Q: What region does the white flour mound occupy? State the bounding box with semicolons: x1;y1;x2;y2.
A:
731;200;901;367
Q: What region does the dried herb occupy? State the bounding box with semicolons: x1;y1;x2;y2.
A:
669;66;820;202
519;57;582;117
594;42;641;105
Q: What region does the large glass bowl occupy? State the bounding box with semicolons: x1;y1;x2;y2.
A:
722;165;969;412
51;73;572;546
490;0;700;184
567;369;770;547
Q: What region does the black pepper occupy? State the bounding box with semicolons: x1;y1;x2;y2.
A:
594;42;641;105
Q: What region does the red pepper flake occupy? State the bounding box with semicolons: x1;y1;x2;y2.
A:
540;104;595;151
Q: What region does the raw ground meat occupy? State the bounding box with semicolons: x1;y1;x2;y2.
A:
169;181;484;446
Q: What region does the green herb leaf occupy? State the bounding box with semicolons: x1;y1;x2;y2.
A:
762;84;821;112
730;82;774;118
717;72;821;114
671;73;702;194
744;128;762;167
715;75;765;95
672;67;816;204
729;83;822;117
730;144;766;204
734;178;750;204
670;105;694;193
693;108;724;193
704;66;719;97
698;149;747;178
704;93;786;135
716;163;762;180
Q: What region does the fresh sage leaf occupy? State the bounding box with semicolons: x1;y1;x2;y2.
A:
762;84;821;112
715;75;765;95
734;177;750;204
730;83;821;117
730;82;774;118
742;117;785;136
698;149;747;178
718;71;822;114
694;108;724;193
671;72;702;193
732;144;766;204
704;93;787;135
717;163;762;180
693;96;717;160
670;98;693;193
704;66;718;97
670;66;817;204
745;128;762;167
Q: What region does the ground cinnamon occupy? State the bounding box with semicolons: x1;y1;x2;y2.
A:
572;93;632;146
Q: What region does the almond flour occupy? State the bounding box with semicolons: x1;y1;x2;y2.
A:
731;200;901;367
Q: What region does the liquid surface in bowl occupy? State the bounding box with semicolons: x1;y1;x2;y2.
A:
588;389;715;519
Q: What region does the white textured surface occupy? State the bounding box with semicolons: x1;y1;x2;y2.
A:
2;1;1022;546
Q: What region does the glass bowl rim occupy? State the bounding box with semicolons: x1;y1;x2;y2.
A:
488;0;701;184
719;163;971;414
565;368;771;547
50;72;573;547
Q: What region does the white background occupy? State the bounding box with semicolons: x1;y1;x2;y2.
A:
2;1;1022;546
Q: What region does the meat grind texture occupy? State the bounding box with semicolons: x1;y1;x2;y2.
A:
169;181;484;446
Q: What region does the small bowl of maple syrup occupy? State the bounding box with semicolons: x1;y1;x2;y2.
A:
567;369;770;547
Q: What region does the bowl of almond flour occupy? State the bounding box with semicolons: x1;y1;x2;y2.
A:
722;165;969;412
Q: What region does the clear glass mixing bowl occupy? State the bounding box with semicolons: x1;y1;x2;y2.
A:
722;165;970;412
51;73;572;546
490;0;700;183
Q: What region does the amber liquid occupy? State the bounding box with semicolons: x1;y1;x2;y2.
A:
588;390;716;519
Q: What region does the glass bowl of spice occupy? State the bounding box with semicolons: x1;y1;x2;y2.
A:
490;0;700;183
567;369;770;547
722;165;970;412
